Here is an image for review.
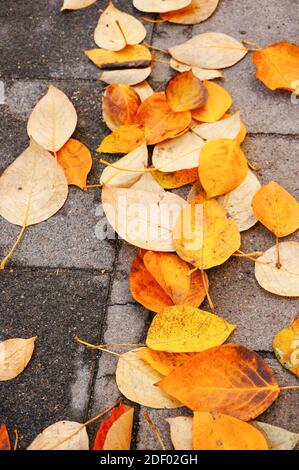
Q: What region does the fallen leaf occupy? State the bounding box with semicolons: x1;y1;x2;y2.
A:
193;412;268;450
192;80;232;122
220;112;247;144
132;81;154;102
218;170;261;232
99;67;152;85
173;194;241;269
152;167;198;189
100;143;148;188
27;421;89;450
158;344;280;420
0;337;36;381
57;138;92;190
169;32;247;69
255;242;299;297
134;93;191;145
146;305;236;352
27;85;77;152
192;112;241;141
170;58;223;80
273;316;299;377
252;181;299;237
131;172;165;195
253;422;299;450
94;2;146;51
133;0;191;13
136;349;195;376
0;140;68;226
85;45;152;70
252;42;299;92
93;403;133;450
166;417;192;450
0;424;11;450
97;125;146;154
102;84;141;130
152;131;204;172
61;0;96;10
102;185;187;251
166;71;207;112
161;0;219;25
116;348;182;408
198;138;248;198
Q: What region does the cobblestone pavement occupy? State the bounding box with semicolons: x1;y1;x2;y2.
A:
0;0;298;449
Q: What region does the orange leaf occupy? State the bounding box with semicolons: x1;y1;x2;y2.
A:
252;42;299;92
134;93;191;145
93;403;133;450
102;84;141;129
252;181;299;237
136;348;196;376
97;125;146;153
129;250;208;313
165;71;207;112
85;44;152;70
0;424;11;451
192;80;232;123
152;167;198;189
193;412;269;450
56;139;92;190
158;344;280;420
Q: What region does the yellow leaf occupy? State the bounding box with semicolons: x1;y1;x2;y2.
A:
57;138;92;190
133;0;191;13
146;305;236;352
97;125;146;154
192;81;232;122
152;167;198;189
273;316;299;377
0;337;36;381
198;138;248;198
161;0;219;25
85;45;151;70
136;348;195;376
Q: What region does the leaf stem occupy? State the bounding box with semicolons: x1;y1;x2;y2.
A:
0;224;27;270
275;236;281;269
201;269;215;313
141;17;167;24
144;412;166;450
13;429;19;451
143;42;170;55
280;385;299;391
84;184;102;190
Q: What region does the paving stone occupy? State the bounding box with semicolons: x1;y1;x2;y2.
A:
0;268;110;449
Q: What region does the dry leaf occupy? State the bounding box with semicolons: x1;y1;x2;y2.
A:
99;67;152;85
165;71;208;112
273;316;299;377
255;242;299;297
27;86;77;152
131;172;165;195
134;93;191;145
61;0;96;10
252;42;299;92
192;112;241;141
56;138;92;190
152;167;198;189
102;84;141;130
129;250;207;312
198;138;248;198
220;112;247;144
93;403;133;450
0;424;11;450
85;45;151;70
161;0;219;25
132;81;154;102
97;125;146;154
0;337;36;381
0;140;68;226
27;421;89;450
116;348;182;408
102;185;187;251
252;181;299;237
173;194;241;269
218;170;261;232
152;131;204;172
158;344;280;420
136;349;195;376
169;32;247;69
100;143;148;188
146;305;236;352
166;417;192;450
253;422;299;450
193;412;268;450
192;80;232;122
170;58;223;80
94;2;146;51
133;0;191;13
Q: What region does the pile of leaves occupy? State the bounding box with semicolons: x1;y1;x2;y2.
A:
0;0;299;451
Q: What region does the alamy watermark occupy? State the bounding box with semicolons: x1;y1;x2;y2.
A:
0;81;5;104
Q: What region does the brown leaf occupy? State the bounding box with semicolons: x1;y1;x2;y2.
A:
166;71;207;112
